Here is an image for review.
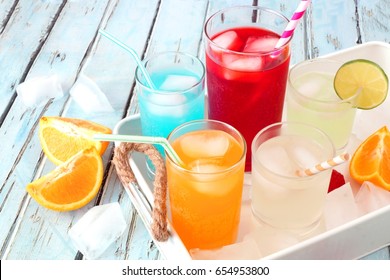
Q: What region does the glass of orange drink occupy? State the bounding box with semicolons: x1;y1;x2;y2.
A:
166;119;246;250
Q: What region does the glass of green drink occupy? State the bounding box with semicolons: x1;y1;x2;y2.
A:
286;58;360;151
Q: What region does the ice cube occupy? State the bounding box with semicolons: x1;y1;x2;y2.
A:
159;75;199;91
257;144;297;176
148;92;187;106
188;159;225;173
68;202;127;259
201;133;230;156
244;225;300;257
145;92;187;117
180;132;230;158
188;159;232;194
355;182;390;215
288;145;319;170
16;74;63;108
243;36;279;52
220;54;263;82
69;74;114;114
323;183;360;230
190;238;262;260
294;72;331;99
296;80;323;98
212;30;243;51
223;54;263;72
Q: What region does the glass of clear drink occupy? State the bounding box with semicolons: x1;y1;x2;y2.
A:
166;119;246;250
136;51;205;175
286;58;360;151
251;122;335;232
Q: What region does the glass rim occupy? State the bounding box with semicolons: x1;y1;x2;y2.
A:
166;119;247;175
135;51;205;95
288;58;361;105
204;5;292;56
252;121;336;180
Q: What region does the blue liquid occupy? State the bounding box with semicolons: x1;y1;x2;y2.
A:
139;69;205;158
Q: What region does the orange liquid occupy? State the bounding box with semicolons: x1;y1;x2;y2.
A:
166;129;245;250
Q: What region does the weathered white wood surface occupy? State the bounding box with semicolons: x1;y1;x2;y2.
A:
0;0;389;260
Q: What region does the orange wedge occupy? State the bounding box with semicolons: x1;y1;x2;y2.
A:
39;116;111;165
26;147;104;211
349;126;390;191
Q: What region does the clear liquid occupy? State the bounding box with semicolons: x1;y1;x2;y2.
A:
251;135;332;230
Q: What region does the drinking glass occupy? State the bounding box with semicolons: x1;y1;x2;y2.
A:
286;58;359;151
251;122;335;231
136;51;205;174
166;119;246;250
204;6;291;171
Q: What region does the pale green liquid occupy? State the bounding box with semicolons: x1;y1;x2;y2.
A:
286;72;357;150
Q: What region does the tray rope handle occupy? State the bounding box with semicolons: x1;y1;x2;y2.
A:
113;142;169;242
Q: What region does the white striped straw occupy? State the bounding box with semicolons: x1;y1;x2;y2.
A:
275;0;311;49
297;152;350;177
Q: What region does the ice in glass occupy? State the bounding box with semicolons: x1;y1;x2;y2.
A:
204;6;291;171
251;122;335;231
136;51;205;172
286;59;359;150
166;120;246;250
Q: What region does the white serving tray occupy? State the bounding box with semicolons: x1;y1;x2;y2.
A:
114;42;390;260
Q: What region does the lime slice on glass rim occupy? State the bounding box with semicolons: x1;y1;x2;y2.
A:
334;59;388;109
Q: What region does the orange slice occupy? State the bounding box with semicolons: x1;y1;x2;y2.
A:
349;126;390;191
39;116;112;165
26;147;104;211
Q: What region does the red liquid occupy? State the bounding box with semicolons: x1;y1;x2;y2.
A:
206;27;291;171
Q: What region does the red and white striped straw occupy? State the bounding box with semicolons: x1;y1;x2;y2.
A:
297;152;350;177
275;0;311;49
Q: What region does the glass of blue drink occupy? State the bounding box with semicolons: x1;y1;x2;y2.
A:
135;51;205;175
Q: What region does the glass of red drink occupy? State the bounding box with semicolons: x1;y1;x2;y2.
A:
204;6;292;171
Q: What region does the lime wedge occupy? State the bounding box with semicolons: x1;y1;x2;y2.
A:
334;59;388;109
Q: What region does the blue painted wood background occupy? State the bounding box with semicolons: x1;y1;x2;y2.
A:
0;0;389;260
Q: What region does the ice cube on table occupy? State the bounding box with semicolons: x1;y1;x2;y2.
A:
69;74;114;114
355;181;390;215
190;238;262;260
16;74;63;108
68;202;127;260
323;183;360;230
180;132;230;158
159;75;199;91
244;225;300;257
243;36;279;52
212;30;243;51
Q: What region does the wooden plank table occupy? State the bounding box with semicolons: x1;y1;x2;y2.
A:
0;0;389;260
